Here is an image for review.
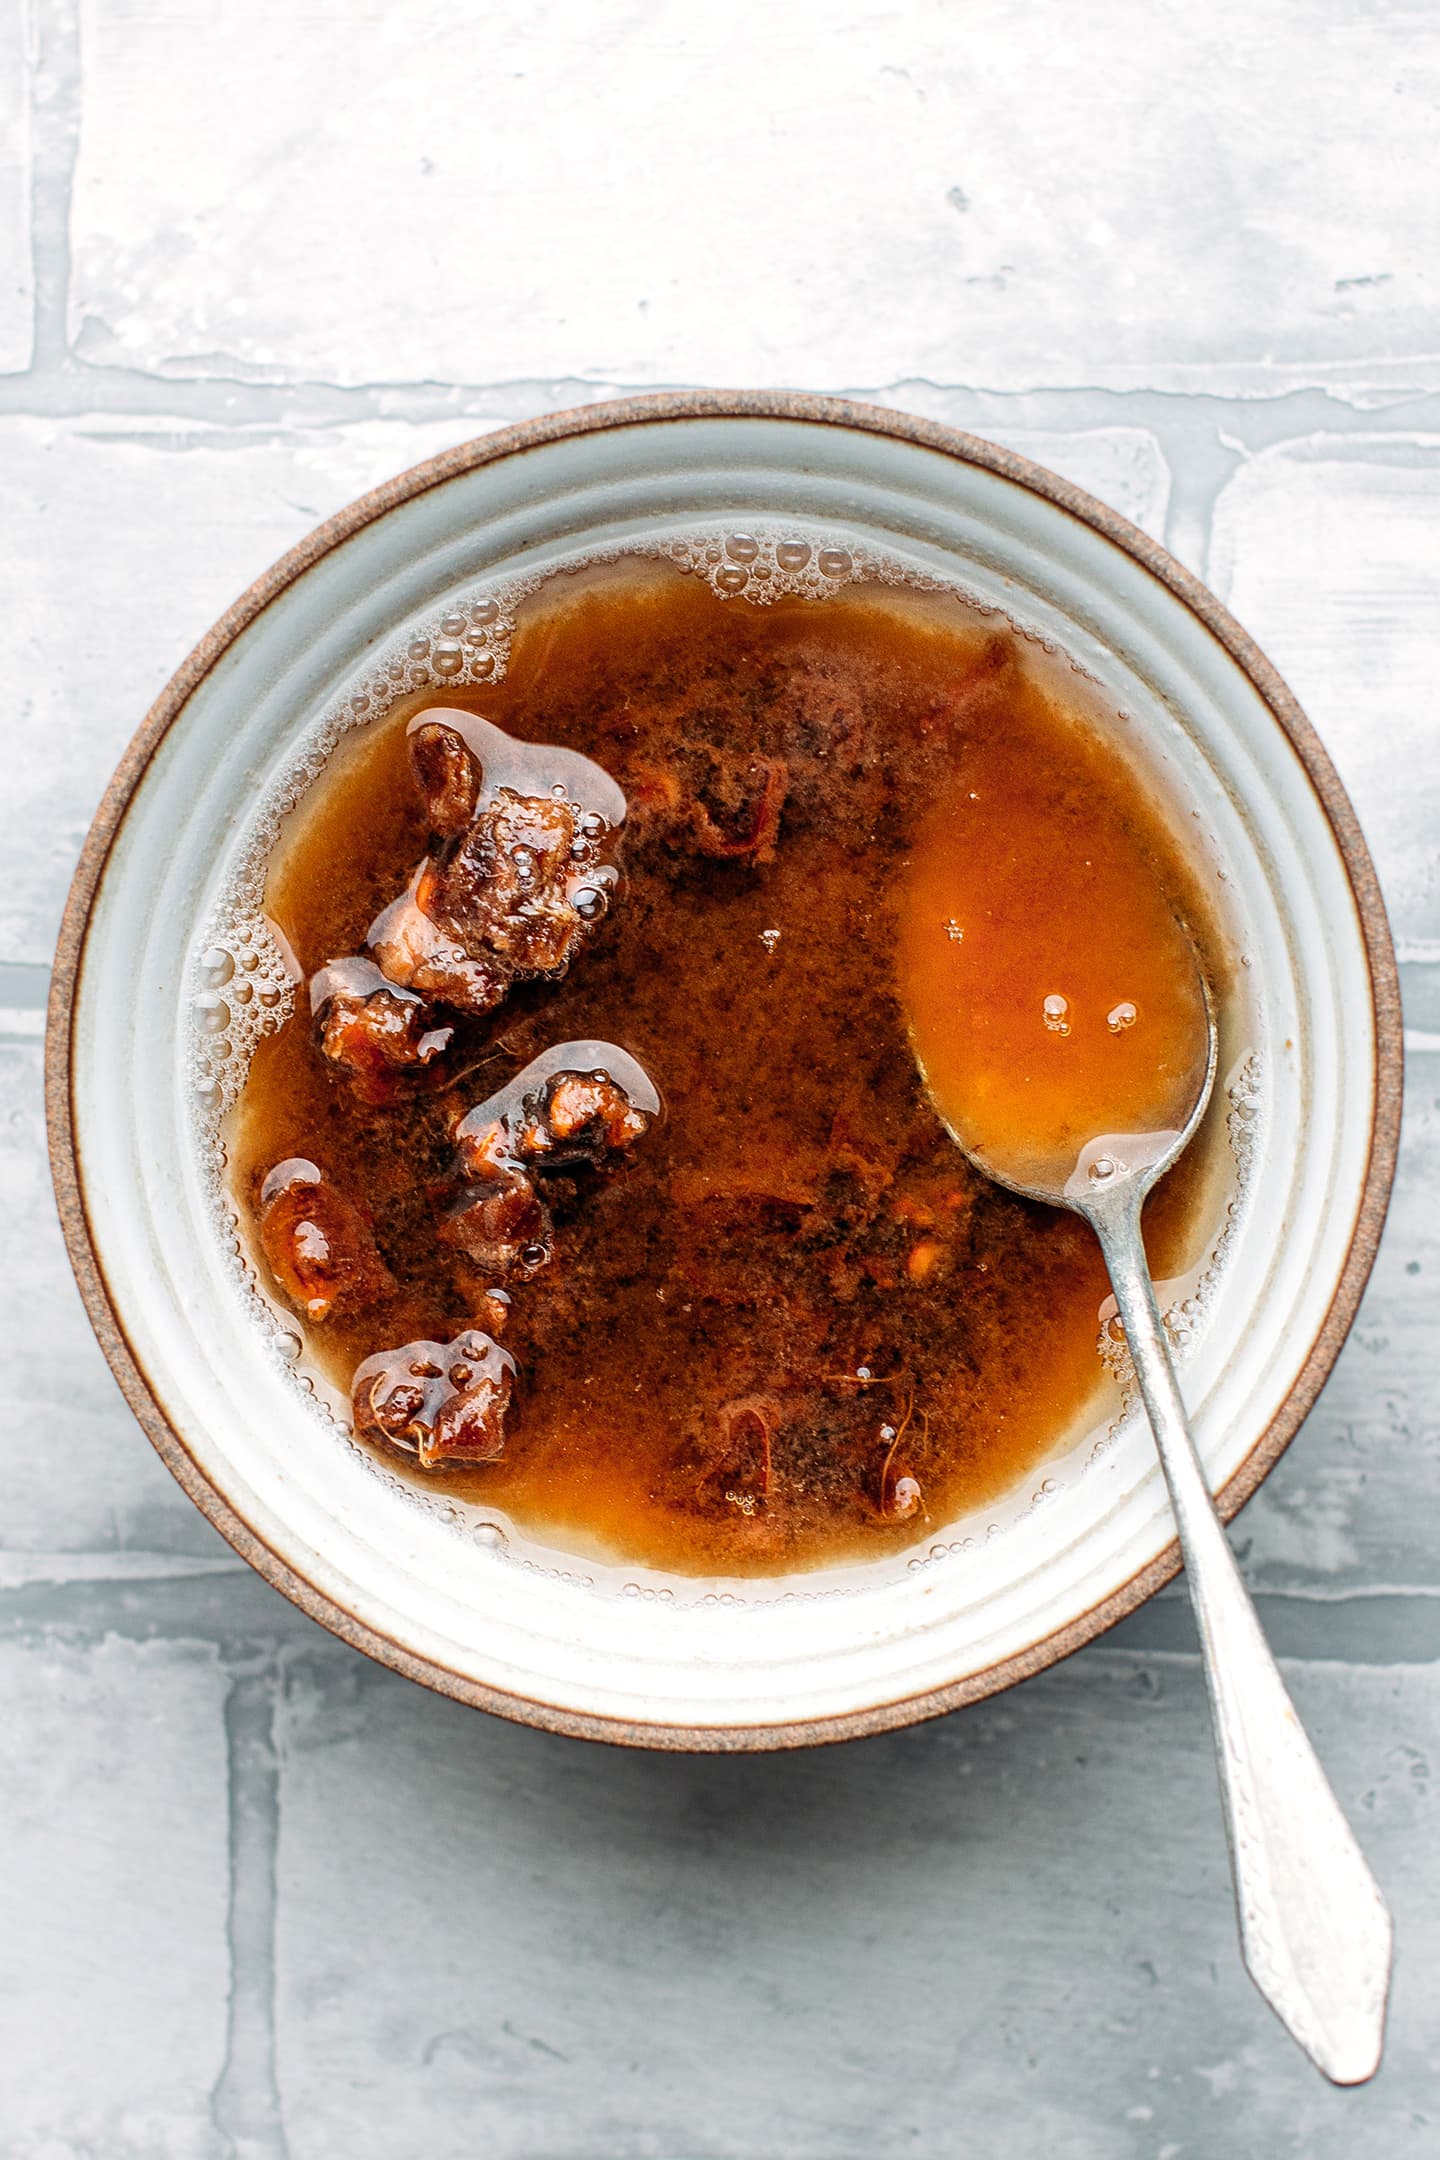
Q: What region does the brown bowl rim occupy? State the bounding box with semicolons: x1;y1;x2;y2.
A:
46;389;1403;1751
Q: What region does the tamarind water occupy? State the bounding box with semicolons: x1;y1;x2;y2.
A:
193;536;1253;1578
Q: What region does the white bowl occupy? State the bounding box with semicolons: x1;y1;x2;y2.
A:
48;392;1400;1748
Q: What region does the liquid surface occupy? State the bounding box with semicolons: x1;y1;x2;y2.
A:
230;556;1228;1576
899;719;1212;1193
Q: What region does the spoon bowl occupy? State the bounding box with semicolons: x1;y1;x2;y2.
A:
934;971;1221;1219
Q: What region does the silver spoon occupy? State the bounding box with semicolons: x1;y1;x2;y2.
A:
929;981;1393;2084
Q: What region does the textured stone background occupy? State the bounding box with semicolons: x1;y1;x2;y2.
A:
2;4;1437;2154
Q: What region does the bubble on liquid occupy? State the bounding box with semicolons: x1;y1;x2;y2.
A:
945;919;964;943
274;1328;303;1362
662;528;884;606
407;637;430;662
1226;1050;1265;1184
1042;993;1070;1036
572;885;606;921
187;916;301;1134
1088;1155;1118;1182
471;599;499;627
433;641;465;678
890;1475;923;1520
440;611;467;638
260;1160;321;1213
759;928;781;953
1106;1000;1138;1033
472;1521;507;1550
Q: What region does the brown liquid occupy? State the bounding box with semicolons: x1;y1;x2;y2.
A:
230;556;1229;1576
899;714;1212;1190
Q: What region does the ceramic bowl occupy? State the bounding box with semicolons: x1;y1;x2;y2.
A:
48;392;1400;1748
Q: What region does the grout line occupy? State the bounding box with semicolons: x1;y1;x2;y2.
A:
0;962;51;1004
0;1550;244;1590
5;350;1440;448
26;0;80;374
209;1658;291;2160
1107;1587;1440;1667
1;1566;1439;1666
0;955;48;1039
0;1564;328;1647
1151;420;1247;581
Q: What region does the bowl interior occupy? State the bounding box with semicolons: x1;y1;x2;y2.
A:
63;406;1385;1743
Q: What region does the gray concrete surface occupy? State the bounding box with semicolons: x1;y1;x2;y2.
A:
2;4;1437;2153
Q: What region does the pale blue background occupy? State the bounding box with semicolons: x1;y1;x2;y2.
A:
1;4;1436;2153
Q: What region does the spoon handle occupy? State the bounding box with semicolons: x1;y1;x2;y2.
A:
1090;1188;1393;2084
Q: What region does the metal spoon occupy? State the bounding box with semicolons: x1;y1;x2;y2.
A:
931;982;1393;2084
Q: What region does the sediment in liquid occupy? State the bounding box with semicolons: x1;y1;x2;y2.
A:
217;547;1236;1577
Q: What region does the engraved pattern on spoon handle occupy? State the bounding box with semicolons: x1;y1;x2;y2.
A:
1090;1187;1393;2086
